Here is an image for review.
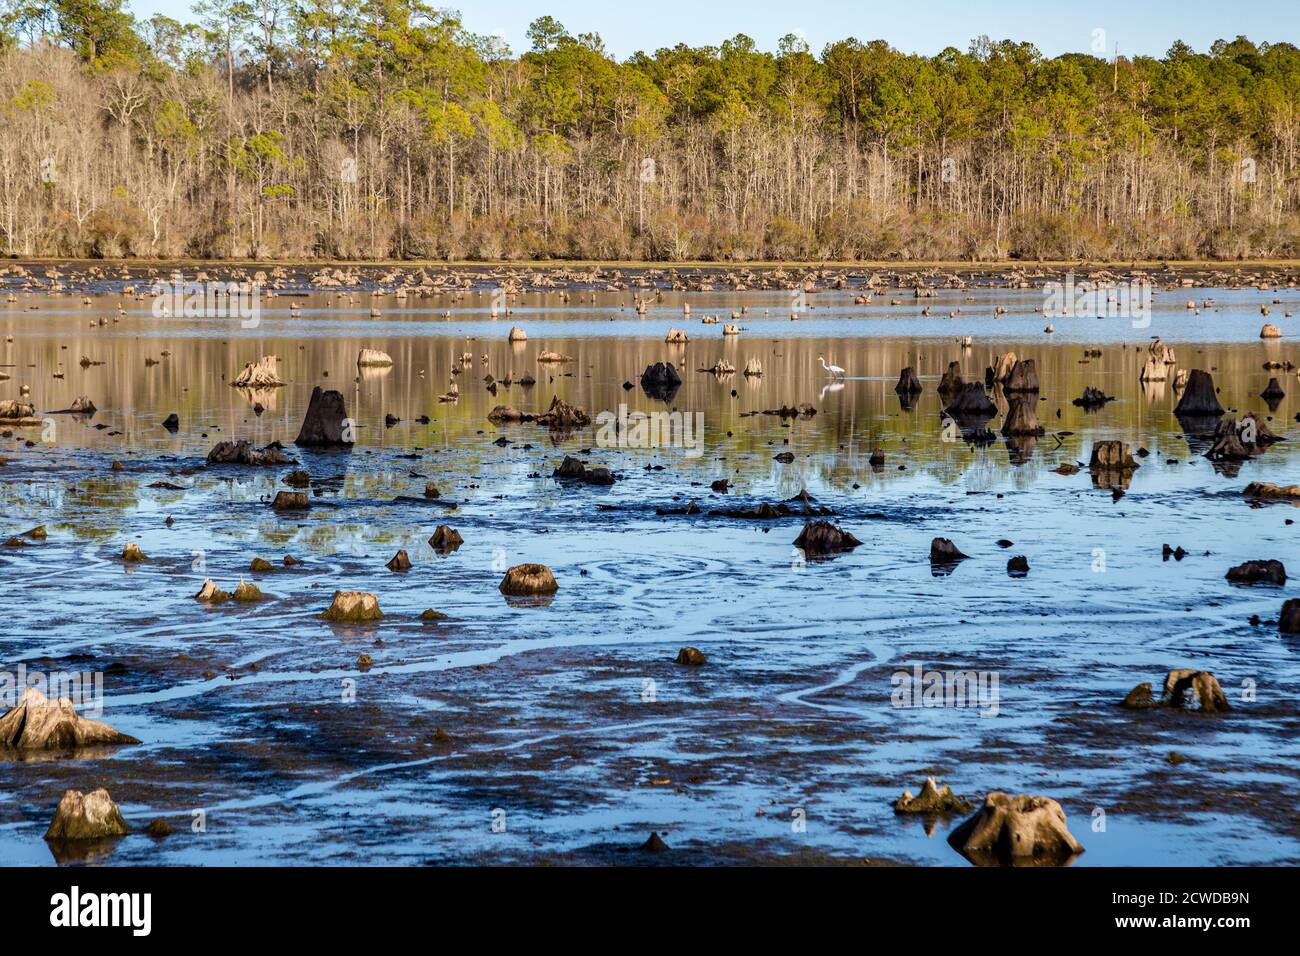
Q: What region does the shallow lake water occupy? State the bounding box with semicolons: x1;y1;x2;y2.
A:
1;270;1298;865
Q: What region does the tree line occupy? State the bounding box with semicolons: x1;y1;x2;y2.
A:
1;0;1298;261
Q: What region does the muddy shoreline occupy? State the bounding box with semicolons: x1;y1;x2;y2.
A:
3;260;1300;297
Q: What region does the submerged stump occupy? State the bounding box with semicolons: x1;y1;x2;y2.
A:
894;366;922;395
322;591;383;622
895;777;972;814
231;355;284;388
1280;598;1300;634
793;519;861;556
499;563;558;596
640;362;683;401
295;386;353;446
1225;560;1286;585
1173;369;1225;419
1001;395;1044;436
45;788;129;841
1162;669;1230;714
947;792;1083;864
943;383;997;419
429;525;464;553
1003;358;1039;392
0;688;138;750
937;362;963;397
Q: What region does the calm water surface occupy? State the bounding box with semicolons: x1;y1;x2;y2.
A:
1;277;1298;865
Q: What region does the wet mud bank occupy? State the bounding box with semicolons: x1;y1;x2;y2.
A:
1;273;1298;865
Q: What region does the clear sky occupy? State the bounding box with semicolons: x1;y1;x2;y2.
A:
123;0;1298;59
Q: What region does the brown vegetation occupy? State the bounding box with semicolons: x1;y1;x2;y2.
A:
2;7;1298;261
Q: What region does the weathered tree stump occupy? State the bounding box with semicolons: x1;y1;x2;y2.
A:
294;386;353;446
1173;369;1225;419
894;366;922;395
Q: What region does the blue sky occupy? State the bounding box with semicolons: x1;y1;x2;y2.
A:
124;0;1298;59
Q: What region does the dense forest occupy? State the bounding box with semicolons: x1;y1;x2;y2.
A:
1;0;1298;261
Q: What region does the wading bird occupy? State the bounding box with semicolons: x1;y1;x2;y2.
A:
818;354;846;378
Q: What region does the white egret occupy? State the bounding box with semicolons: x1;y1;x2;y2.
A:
818;354;846;378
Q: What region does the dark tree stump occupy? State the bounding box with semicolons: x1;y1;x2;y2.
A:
295;386;353;446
